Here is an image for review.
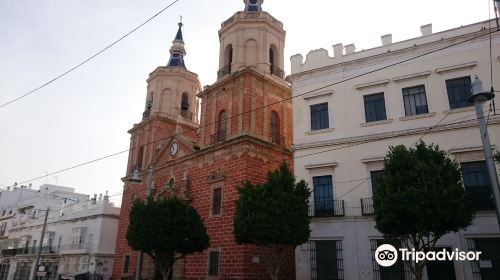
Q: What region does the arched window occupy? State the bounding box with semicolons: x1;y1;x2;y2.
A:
146;92;154;110
244;39;258;66
181;94;189;110
219;45;233;78
136;146;144;170
269;44;281;77
217;110;227;142
270;111;280;144
224;45;233;70
269;48;274;70
180;93;191;119
167;178;175;189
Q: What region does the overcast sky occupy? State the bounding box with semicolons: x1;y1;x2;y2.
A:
0;0;494;205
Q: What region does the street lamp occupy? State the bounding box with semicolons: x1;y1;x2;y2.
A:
495;0;500;28
129;168;142;183
31;207;49;280
467;75;500;228
128;166;154;280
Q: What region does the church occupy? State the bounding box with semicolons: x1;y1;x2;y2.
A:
112;0;295;279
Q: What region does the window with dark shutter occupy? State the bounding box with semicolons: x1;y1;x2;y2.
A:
310;103;329;130
446;76;472;109
364;93;387;122
123;255;130;273
217;111;227;142
461;161;495;210
402;85;429;116
208;251;220;276
370;170;384;195
137;146;144;170
212;188;222;215
270;111;280;144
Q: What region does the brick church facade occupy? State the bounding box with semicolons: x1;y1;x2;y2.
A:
112;1;295;279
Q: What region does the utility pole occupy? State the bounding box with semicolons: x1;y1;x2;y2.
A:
31;207;49;280
468;76;500;228
134;166;154;280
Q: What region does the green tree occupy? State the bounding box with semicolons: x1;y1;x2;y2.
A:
374;141;474;280
126;196;209;280
233;162;310;280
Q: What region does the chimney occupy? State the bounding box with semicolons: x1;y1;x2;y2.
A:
381;34;392;46
344;44;356;55
92;194;97;205
98;194;103;201
333;43;343;58
421;24;432;36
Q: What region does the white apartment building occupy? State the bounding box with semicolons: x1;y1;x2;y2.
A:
289;20;500;280
0;185;120;280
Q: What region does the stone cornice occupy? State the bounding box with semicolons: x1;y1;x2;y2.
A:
435;61;478;73
294;116;500;151
128;114;199;134
197;67;290;98
122;134;293;183
147;66;200;84
289;26;496;82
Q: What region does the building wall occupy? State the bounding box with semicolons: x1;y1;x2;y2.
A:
0;185;120;280
113;68;295;280
290;20;500;280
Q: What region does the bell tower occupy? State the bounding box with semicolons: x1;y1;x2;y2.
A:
217;0;286;79
143;21;201;123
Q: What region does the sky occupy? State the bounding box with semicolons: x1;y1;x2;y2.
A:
0;0;495;206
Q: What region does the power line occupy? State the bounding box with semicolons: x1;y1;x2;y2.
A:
0;0;180;109
294;113;497;160
11;28;500;185
334;113;500;200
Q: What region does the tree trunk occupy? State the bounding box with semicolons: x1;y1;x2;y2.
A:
154;255;174;280
265;245;288;280
413;263;424;280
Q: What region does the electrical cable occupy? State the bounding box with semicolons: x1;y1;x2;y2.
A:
0;0;180;109
9;27;500;186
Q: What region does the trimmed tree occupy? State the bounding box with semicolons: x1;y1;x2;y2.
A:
126;196;209;280
374;141;474;280
233;162;310;280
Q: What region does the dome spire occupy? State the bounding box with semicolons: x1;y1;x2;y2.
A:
167;18;186;69
244;0;263;12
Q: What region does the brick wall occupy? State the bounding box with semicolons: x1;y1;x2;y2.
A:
113;69;295;280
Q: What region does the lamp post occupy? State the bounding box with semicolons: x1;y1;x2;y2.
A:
495;0;500;28
129;166;154;280
467;75;500;228
31;207;49;280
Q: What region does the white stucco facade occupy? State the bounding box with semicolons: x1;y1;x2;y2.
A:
290;20;500;280
0;185;120;280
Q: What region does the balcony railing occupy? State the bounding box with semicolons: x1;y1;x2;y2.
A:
217;65;231;79
270;65;284;79
59;243;92;252
180;110;193;120
210;131;226;144
1;246;58;256
310;200;345;217
361;198;374;215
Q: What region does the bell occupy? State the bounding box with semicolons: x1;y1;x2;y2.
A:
129;168;142;183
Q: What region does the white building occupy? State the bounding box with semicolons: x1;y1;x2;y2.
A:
289;20;500;280
0;185;120;280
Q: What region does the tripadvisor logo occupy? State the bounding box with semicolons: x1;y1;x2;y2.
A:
375;244;481;267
